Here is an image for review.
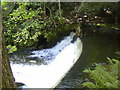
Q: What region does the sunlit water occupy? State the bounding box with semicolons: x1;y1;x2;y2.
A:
10;32;83;88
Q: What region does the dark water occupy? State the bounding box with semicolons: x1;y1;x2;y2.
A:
56;32;120;88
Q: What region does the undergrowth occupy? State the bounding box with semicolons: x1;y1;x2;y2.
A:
82;51;120;88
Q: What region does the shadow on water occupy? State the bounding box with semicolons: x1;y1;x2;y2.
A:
9;50;45;65
56;32;120;88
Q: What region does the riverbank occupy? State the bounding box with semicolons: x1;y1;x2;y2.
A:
82;23;120;34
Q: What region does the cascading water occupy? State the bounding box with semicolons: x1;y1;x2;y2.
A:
10;32;83;88
28;32;76;63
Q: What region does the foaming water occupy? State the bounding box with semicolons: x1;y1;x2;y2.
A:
28;32;76;63
10;32;83;88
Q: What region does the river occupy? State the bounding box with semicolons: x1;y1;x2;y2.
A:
10;32;83;88
9;32;120;88
56;32;120;88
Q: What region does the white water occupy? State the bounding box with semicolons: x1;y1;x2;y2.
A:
10;32;83;88
28;32;76;62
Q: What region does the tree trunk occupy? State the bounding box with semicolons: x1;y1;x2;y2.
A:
0;6;2;89
2;32;17;89
1;7;17;89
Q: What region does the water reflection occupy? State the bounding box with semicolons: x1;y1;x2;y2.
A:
56;32;120;88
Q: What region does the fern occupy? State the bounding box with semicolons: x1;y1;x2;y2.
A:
82;58;119;88
82;82;97;88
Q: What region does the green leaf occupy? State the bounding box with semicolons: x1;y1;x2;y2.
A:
83;68;91;73
7;45;17;54
82;56;119;88
82;82;96;88
115;51;120;56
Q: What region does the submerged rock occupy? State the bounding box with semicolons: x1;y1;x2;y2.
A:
16;82;25;87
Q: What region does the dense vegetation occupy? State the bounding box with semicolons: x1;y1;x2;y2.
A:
82;51;120;88
2;2;79;50
2;2;120;51
2;1;120;88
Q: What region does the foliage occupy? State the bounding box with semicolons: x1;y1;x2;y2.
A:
3;2;46;47
2;2;76;49
2;2;120;50
115;51;120;56
75;2;119;17
82;57;119;88
73;2;120;27
115;51;120;59
7;45;17;54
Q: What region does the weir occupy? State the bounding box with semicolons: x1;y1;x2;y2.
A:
10;32;83;88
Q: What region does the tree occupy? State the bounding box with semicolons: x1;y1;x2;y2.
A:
0;4;17;89
0;3;2;89
2;33;17;89
75;2;120;24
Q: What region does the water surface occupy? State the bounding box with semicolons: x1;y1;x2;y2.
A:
10;32;83;88
56;32;120;88
9;32;120;88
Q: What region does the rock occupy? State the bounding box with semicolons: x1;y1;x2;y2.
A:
75;26;84;37
16;82;25;87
